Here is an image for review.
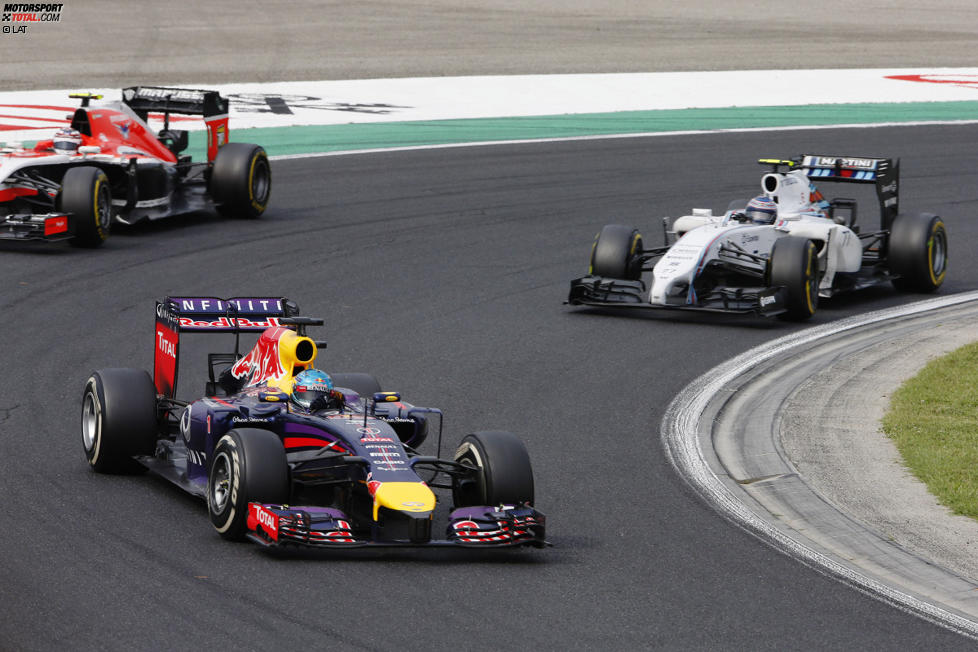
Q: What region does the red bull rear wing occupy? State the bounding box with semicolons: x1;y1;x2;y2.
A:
154;296;298;398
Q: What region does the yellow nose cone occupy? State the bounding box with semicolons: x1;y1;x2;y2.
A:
372;482;436;521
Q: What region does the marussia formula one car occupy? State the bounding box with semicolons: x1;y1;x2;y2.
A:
568;154;948;320
81;297;545;549
1;86;271;247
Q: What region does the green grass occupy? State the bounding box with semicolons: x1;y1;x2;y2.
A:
882;341;978;518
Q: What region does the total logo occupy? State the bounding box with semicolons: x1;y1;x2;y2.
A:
250;504;279;538
156;330;177;359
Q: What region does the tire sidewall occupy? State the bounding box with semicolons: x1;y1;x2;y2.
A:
81;374;105;466
211;143;271;218
890;213;947;292
454;431;534;507
208;433;243;535
63;166;111;247
81;368;157;473
770;237;818;320
454;439;488;506
590;224;642;280
207;428;288;540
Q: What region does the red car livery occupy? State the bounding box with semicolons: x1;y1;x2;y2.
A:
0;86;271;247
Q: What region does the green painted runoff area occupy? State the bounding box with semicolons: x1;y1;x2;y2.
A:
192;100;978;158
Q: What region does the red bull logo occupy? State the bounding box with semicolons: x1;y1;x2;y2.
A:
231;327;288;386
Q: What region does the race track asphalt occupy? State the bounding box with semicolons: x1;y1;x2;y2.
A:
6;1;978;648
2;124;978;650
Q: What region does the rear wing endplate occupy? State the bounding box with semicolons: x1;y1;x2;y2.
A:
760;155;900;230
154;296;298;397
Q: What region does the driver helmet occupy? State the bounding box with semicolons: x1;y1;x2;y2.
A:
290;369;336;411
52;127;83;153
745;196;778;224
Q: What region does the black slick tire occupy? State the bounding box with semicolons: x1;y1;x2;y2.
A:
210;143;271;218
769;237;819;321
453;430;534;508
589;224;643;280
889;213;948;292
61;166;111;247
208;428;289;541
81;368;158;473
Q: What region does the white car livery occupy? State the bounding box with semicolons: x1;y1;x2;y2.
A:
568;155;947;320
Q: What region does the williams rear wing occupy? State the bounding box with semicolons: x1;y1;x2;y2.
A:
122;86;231;162
154;296;299;398
759;155;899;230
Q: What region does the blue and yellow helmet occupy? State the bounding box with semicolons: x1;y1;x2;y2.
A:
290;369;334;410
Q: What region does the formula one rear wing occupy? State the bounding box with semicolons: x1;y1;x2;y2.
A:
154;296;302;398
759;155;899;230
122;86;231;162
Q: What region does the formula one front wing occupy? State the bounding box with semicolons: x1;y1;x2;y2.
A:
0;212;75;242
246;502;547;548
567;275;787;316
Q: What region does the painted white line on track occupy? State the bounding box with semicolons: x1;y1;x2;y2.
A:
661;290;978;640
269;118;978;161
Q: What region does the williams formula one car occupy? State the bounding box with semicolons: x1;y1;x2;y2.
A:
568;154;948;319
1;87;271;247
81;297;545;549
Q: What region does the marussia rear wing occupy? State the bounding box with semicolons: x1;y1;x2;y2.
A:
122;86;231;162
760;155;899;230
154;296;299;398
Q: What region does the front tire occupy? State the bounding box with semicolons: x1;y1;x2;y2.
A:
208;428;289;541
769;237;819;321
453;431;535;508
589;224;643;280
210;143;271;218
81;369;158;473
61;166;111;247
889;213;947;292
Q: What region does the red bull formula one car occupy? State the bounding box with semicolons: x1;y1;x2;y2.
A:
1;86;271;247
81;297;545;549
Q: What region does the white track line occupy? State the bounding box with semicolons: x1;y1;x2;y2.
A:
269;118;978;161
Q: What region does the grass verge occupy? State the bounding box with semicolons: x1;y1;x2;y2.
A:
882;341;978;518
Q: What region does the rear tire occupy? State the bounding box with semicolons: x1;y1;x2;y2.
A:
61;166;111;247
889;213;947;292
210;143;271;218
81;369;157;473
589;224;643;280
453;431;534;508
208;428;289;541
769;237;819;321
